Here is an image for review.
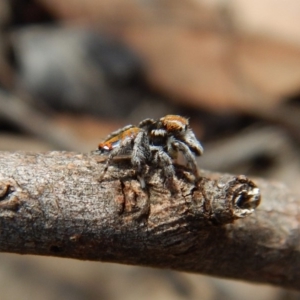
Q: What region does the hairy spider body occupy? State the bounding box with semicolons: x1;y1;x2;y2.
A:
97;115;204;188
139;115;204;178
98;125;150;187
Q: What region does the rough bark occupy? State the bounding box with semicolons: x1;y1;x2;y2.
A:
0;151;298;290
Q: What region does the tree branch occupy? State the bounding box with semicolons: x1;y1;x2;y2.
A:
0;151;298;290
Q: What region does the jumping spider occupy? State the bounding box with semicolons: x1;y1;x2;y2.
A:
97;115;204;187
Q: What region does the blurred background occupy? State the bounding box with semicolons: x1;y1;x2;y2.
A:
0;0;300;299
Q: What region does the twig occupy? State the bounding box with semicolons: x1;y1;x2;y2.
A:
0;151;298;290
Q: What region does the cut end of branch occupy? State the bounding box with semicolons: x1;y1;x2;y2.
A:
231;175;261;218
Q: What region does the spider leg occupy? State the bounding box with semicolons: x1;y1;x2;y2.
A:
138;118;156;129
181;128;204;156
131;131;150;170
151;146;175;179
131;130;151;188
172;140;199;177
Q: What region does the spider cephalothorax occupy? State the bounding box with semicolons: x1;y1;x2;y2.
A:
139;115;204;178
